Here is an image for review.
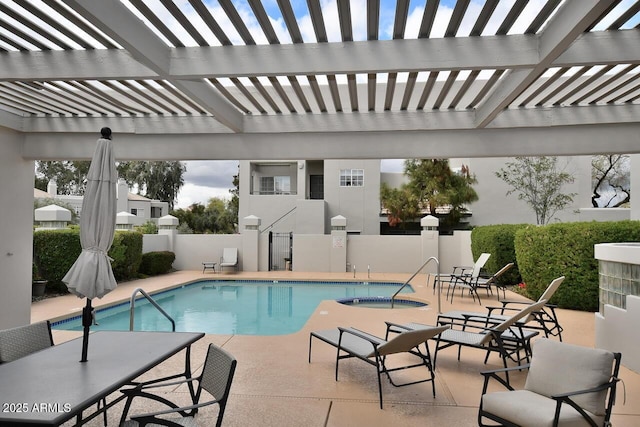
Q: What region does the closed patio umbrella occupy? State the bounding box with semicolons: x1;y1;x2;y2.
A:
62;127;118;362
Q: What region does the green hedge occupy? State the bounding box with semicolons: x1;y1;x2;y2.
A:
140;251;175;276
470;224;528;287
514;221;640;311
33;229;143;291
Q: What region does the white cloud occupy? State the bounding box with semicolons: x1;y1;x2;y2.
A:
175;160;238;209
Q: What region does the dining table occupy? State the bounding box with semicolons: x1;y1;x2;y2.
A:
0;330;204;426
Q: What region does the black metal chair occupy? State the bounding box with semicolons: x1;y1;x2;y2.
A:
120;343;237;427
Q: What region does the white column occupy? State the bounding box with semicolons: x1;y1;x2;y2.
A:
242;215;261;272
158;215;179;252
330;215;347;273
420;215;439;275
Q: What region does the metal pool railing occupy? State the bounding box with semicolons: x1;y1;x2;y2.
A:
391;257;440;312
129;287;176;332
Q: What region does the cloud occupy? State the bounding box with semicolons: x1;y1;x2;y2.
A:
176;160;238;209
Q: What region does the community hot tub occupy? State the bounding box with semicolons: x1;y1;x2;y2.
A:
337;296;427;309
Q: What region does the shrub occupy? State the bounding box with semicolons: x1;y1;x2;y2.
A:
33;229;144;290
514;221;640;311
109;231;143;281
140;251;175;276
471;224;528;287
33;229;82;292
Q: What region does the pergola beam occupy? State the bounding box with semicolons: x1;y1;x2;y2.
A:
2;30;639;82
62;0;243;132
23;122;640;161
474;0;620;128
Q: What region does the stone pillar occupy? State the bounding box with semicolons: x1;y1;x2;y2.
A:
116;211;136;231
330;215;347;273
421;215;439;274
158;215;179;252
34;204;71;231
243;215;260;272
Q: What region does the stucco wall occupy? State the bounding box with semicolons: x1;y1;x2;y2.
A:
173;234;244;271
292;235;332;272
346;235;422;274
0;128;33;328
467;156;590;226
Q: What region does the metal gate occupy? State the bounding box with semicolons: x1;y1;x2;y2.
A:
269;231;292;271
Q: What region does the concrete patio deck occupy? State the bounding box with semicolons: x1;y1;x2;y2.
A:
30;270;639;427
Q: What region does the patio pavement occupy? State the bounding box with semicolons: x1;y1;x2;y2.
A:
30;270;640;427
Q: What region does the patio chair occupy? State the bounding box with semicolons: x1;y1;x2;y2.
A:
475;262;515;300
309;324;450;409
120;343;237;427
0;320;53;363
485;276;565;341
219;248;238;272
436;253;491;304
478;339;622;427
390;300;547;384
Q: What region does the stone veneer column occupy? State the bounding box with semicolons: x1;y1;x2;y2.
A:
330;215;347;273
242;215;261;272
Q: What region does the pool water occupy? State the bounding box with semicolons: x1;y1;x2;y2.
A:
52;280;414;336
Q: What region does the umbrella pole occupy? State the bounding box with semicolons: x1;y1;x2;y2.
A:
80;298;93;362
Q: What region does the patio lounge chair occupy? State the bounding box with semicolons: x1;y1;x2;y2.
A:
309;324;450;408
478;339;622;427
389;300;547;384
219;248;238;272
120;343;237;427
475;262;515;300
0;320;53;363
485;276;565;341
437;253;491;304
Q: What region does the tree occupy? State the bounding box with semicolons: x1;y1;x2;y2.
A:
171;197;236;234
117;161;186;211
35;160;187;210
380;159;478;228
591;154;630;207
35;161;91;195
495;156;576;225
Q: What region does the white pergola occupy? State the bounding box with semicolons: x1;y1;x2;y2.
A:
1;0;640;327
0;0;639;161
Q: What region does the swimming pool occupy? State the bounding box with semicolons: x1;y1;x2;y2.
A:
52;280;416;336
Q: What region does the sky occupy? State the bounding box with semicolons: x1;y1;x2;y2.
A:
148;0;638;209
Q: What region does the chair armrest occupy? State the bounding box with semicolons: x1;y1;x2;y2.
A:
337;327;381;347
479;364;530;394
551;378;619;400
122;377;197;394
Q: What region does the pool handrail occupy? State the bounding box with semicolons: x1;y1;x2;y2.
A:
391;257;440;312
129;287;176;332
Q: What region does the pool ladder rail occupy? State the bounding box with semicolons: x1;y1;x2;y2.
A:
391;257;440;312
129;287;176;332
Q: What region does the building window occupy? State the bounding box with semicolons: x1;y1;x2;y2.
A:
260;176;291;195
339;169;364;187
130;208;138;216
151;207;162;218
